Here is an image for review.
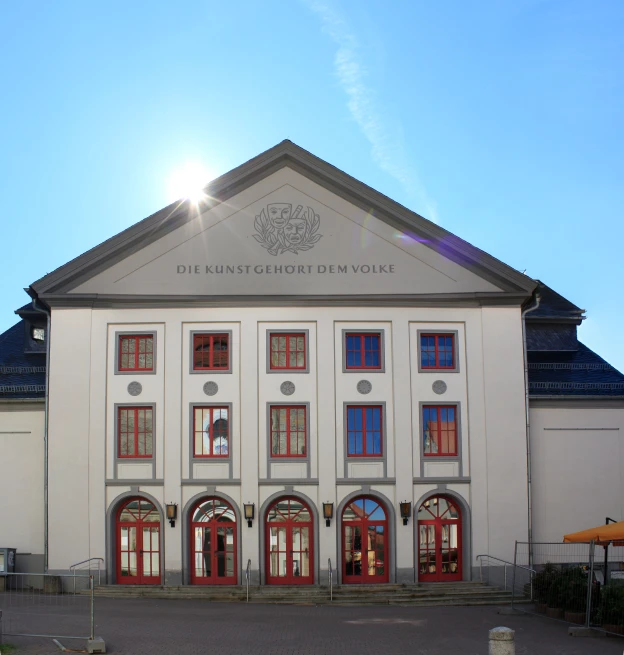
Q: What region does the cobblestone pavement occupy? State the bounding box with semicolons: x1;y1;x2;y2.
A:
1;599;621;654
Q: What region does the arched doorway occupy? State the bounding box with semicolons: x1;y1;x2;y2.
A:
116;498;161;584
190;498;237;585
265;497;314;585
342;496;389;584
418;495;462;582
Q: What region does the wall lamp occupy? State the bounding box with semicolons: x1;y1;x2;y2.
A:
399;501;412;526
323;502;334;527
166;503;178;528
244;502;255;528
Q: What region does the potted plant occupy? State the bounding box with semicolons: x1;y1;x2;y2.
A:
562;568;588;624
545;568;566;619
533;562;556;614
598;584;624;635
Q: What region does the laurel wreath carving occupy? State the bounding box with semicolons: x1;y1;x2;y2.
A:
252;206;323;256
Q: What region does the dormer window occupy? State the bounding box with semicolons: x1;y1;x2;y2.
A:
32;327;45;342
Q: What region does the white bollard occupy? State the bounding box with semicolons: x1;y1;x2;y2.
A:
489;626;515;655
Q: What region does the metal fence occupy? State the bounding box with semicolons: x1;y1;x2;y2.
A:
0;572;95;648
512;541;624;636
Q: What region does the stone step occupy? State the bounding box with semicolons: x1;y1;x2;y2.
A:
85;582;523;607
92;581;490;594
89;589;507;601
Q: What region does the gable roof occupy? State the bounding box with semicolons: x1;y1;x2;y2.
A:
29;140;536;303
528;342;624;397
0;320;46;400
528;280;585;323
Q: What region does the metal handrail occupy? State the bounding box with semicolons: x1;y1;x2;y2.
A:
69;557;104;593
476;555;535;593
245;559;251;603
328;558;333;602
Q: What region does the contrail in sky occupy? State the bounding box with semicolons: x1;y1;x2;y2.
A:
305;0;438;222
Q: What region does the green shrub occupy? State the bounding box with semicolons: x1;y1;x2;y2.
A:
598;584;624;626
533;562;558;605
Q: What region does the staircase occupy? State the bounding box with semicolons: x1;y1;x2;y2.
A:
88;581;518;607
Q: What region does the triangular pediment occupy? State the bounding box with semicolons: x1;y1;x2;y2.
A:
31;141;535;304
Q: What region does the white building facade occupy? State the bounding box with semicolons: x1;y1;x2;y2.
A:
1;141;622;586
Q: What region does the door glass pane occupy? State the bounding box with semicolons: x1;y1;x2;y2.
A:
129;552;137;577
215;528;227;577
226;553;234;577
121;552;129;576
449;523;458;548
375;525;385;576
152;528;159;551
367;526;376;575
143;550;151;576
301;528;310;577
292;527;301;551
269;527;286;577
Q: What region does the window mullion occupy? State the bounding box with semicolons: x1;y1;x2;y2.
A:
208;408;214;456
134;408;140;456
286;407;291;456
435;412;441;453
362;408;368;456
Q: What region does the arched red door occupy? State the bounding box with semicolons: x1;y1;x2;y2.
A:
342;496;389;584
265;498;314;585
116;498;161;585
418;496;462;582
190;498;237;584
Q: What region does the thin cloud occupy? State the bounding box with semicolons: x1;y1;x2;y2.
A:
305;0;437;222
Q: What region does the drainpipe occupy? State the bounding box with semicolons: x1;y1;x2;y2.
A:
522;290;540;570
29;296;51;573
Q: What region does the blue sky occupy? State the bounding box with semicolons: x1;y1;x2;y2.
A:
1;1;622;370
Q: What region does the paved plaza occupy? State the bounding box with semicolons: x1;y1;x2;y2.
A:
2;599;622;654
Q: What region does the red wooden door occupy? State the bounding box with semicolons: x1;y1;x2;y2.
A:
191;498;237;584
117;498;161;585
418;496;462;582
342;497;389;584
266;498;313;585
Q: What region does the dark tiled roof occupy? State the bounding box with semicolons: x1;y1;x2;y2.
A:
528;280;584;322
528;342;624;396
0;321;46;399
526;324;578;351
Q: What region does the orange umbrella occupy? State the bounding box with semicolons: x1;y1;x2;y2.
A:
564;521;624;547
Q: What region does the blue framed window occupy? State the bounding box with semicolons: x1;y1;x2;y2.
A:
347;406;383;456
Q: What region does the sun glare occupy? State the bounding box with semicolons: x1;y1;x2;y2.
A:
167;161;216;204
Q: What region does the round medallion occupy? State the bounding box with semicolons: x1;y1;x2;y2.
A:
203;381;219;396
280;381;295;396
432;380;447;395
127;381;142;397
357;380;372;395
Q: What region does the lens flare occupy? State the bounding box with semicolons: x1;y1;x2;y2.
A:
167;161;216;204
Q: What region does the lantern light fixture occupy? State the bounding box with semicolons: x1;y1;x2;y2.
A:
166;502;178;528
244;502;255;528
399;501;412;526
322;502;334;527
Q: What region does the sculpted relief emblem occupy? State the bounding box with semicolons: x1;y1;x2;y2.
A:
253;203;323;256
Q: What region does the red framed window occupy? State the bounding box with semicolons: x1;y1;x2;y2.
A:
423;405;457;456
193;333;229;371
420;334;455;369
193;407;229;457
269;333;306;370
345;333;382;369
270;406;306;457
118;407;153;458
119;335;154;372
346;406;383;456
